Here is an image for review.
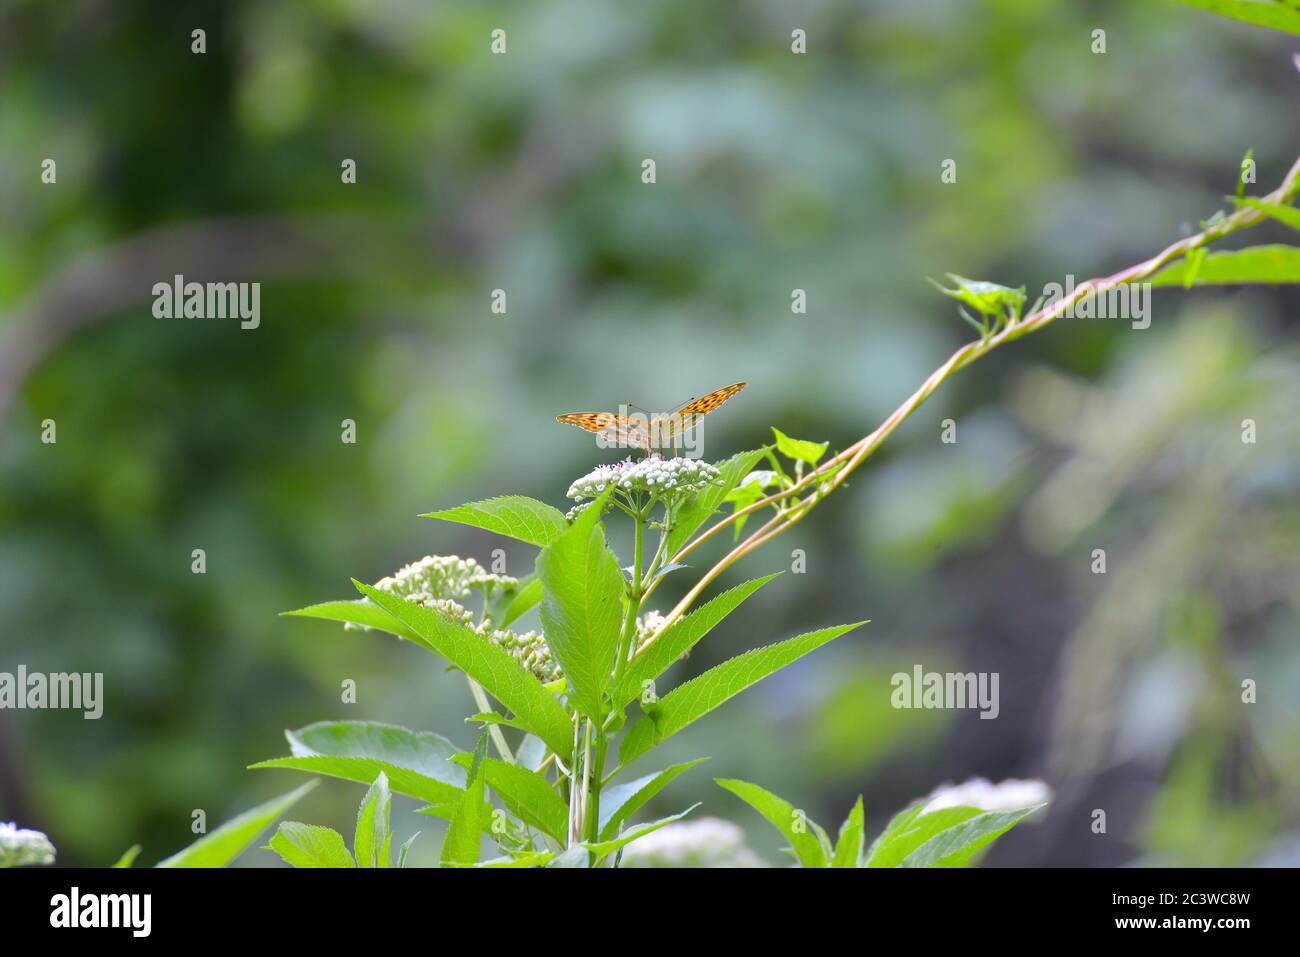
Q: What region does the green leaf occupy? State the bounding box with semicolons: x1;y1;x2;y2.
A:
265;822;356;868
471;850;555;868
716;779;827;868
355;584;574;755
831;795;866;868
397;832;420;868
467;712;532;733
864;801;1046;868
449;754;568;843
599;759;707;841
354;772;392;868
1169;0;1300;36
583;805;700;863
665;448;767;557
771;427;829;465
620;621;866;765
156;781;316;868
281;599;420;643
898;805;1043;867
421;495;569;547
250;720;469;808
863;801;928;866
1241;197;1300;233
441;755;488;867
614;573;782;709
547;845;592;868
535;502;624;719
1151;244;1300;286
111;845;142;868
498;577;543;628
929;274;1026;319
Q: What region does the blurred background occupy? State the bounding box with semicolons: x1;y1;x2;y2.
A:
1;0;1297;867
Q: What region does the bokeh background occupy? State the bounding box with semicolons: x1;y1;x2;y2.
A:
2;0;1297;867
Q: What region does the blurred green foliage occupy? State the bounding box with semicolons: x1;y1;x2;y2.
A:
1;0;1297;866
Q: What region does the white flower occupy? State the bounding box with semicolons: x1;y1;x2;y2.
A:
635;610;668;645
618;817;767;868
566;456;721;504
346;555;517;633
372;555;516;605
920;778;1051;815
0;822;56;867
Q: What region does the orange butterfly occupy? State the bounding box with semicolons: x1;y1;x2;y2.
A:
556;382;747;455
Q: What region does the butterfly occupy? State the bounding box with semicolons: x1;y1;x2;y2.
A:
556;382;747;455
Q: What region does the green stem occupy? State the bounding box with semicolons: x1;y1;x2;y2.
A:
466;677;514;764
612;505;648;685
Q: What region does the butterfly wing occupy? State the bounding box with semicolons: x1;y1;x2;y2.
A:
677;381;747;418
665;381;747;441
556;412;650;451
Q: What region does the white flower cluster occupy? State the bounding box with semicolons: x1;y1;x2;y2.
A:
618;817;767;868
920;777;1051;815
0;822;56;867
373;555;516;604
354;585;562;684
486;625;562;684
635;609;668;645
346;555;516;633
566;456;721;504
342;556;561;681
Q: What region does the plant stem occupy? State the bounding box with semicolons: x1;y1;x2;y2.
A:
466;677;514;764
612;504;648;684
634;156;1300;657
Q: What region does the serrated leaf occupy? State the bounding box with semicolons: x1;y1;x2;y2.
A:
354;772;392;868
498;577;543;628
832;795;866;868
1170;0;1300;35
449;754;568;843
355;584;574;755
620;621;866;765
771;427;829;465
156;781;316;868
469;851;555;868
583;805;700;863
864;801;1046;868
665;448;767;557
1241;197;1300;233
1151;244;1300;286
902;805;1046;868
422;495;569;547
716;778;826;868
281;599;420;643
266;822;356;868
536;503;624;719
440;757;487;867
250;720;468;807
397;832;420;868
615;573;782;709
599;759;707;841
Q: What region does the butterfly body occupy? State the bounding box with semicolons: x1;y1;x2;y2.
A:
556;382;746;455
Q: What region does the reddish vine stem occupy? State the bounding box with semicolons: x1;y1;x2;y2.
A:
634;156;1300;658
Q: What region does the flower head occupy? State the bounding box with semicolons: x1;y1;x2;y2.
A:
372;555;516;605
567;456;721;505
920;777;1051;815
346;555;561;683
618;817;767;868
0;822;56;867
